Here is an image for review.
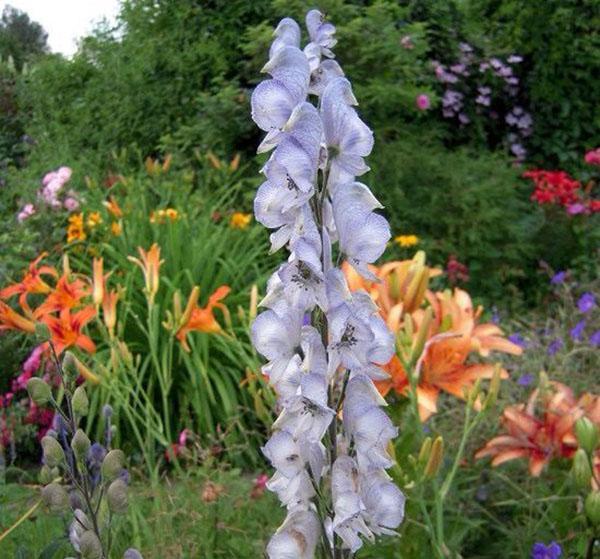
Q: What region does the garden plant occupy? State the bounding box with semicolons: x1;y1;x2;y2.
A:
0;1;599;558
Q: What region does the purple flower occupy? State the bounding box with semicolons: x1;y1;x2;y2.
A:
517;373;534;386
570;320;586;341
589;330;600;346
508;55;523;64
415;94;431;111
550;271;566;284
458;113;470;125
547;338;563;356
508;333;527;349
567;202;586;215
531;541;561;559
577;292;596;313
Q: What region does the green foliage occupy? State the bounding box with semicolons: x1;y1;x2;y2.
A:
0;6;48;71
467;0;600;167
371;134;541;305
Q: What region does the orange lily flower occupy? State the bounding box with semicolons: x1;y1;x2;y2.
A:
128;244;163;304
41;306;96;356
176;285;231;351
475;382;585;476
0;253;58;311
103;196;123;218
0;301;37;333
33;272;90;319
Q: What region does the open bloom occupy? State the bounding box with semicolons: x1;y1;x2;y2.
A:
0;252;57;311
176;285;230;351
128;244;163;304
475;382;585;476
41;307;96;355
230;212;252;229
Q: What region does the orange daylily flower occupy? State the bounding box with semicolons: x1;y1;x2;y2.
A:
176;285;231;351
0;252;58;311
345;256;521;421
475;382;586;476
128;244;163;304
0;300;37;333
40;306;96;356
103;196;123;218
230;212;252;229
33;272;90;319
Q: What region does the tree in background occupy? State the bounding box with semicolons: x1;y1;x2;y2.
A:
0;5;48;71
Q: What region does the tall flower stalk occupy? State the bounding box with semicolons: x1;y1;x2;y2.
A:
250;11;404;558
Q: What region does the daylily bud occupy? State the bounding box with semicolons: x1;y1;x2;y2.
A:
71;429;91;461
467;378;482;408
107;479;129;514
80;531;103;559
424;436;444;479
585;491;600;526
26;377;52;406
41;482;69;513
39;465;58;485
575;417;599;455
417;437;432;468
483;366;502;411
35;321;51;342
411;307;433;365
572;449;592;490
72;386;89;417
249;284;258;321
101;449;125;481
92;257;104;306
42;436;65;468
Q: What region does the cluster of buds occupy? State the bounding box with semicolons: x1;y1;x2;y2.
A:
27;339;143;559
250;10;404;557
572;418;600;527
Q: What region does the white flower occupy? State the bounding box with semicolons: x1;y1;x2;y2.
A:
267;510;320;559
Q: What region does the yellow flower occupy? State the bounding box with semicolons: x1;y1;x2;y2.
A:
394;234;419;247
67;213;86;243
230;212;252;229
111;221;122;236
87;212;103;228
150;208;179;224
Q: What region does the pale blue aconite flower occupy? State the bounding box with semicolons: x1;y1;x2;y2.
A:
326;270;394;378
269;18;301;57
251;11;402;557
333;182;391;279
266;510;320;559
321;78;373;185
252;47;310;153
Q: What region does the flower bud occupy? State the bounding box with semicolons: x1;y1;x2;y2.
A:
35;321;51;342
80;530;103;559
39;464;59;485
572;448;592;489
71;429;91;461
101;449;125;481
41;482;69;513
417;437;432;468
483;366;502;411
62;351;78;383
42;435;65;468
424;436;444;479
72;386;89;416
124;549;144;559
584;491;600;526
575;417;599;455
107;478;129;514
26;377;52;406
411;307;433;365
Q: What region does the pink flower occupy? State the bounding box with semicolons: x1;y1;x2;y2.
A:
24;345;44;375
57;166;72;182
416;94;430;111
584;148;600;166
250;473;270;499
400;35;413;49
17;203;36;222
63;197;80;212
567;202;586;215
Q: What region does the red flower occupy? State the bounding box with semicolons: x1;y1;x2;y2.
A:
523;169;582;208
